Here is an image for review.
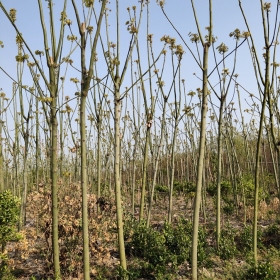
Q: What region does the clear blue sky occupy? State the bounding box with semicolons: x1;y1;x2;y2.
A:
0;0;277;139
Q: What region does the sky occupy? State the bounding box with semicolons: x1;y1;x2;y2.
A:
0;0;264;86
0;0;278;147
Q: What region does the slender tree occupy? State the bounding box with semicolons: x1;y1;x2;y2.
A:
70;1;107;278
239;0;278;265
186;1;213;278
0;1;68;276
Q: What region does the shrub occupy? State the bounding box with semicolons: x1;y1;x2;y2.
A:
223;203;235;216
206;181;232;198
235;225;263;253
221;181;232;197
241;261;279;280
238;175;266;205
155;185;169;193
163;220;191;264
236;225;252;253
206;184;216;196
124;218;207;278
217;225;237;260
163;219;207;264
0;252;15;280
125;220;173;278
262;224;280;249
0;190;21;252
0;190;20;280
173;181;196;194
129;221;170;263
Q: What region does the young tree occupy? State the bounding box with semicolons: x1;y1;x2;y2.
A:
70;1;107;278
188;1;213;278
0;1;68;277
238;0;280;266
0;91;5;192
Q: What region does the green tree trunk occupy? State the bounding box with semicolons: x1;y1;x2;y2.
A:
191;0;212;275
71;1;107;277
80;95;90;279
50;96;60;278
191;43;210;279
114;81;127;270
0;95;4;191
139;130;150;220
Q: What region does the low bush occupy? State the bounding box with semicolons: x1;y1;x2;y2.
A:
0;190;21;280
173;181;196;194
0;190;21;252
235;225;263;253
206;184;216;197
262;224;280;249
238;175;266;205
241;261;279;280
223;203;235;216
155;184;169;193
124;217;207;279
217;225;237;260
